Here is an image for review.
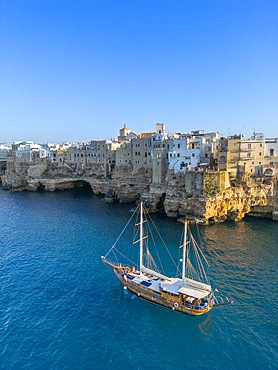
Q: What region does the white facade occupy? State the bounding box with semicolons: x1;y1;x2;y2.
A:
166;138;201;173
168;148;201;173
264;138;278;158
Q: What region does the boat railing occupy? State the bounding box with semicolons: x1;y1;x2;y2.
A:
213;295;233;307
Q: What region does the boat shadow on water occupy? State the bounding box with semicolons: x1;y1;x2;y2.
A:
121;286;216;339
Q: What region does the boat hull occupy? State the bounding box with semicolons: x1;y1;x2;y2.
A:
114;268;213;316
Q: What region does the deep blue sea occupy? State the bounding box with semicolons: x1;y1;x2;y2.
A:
1;187;277;369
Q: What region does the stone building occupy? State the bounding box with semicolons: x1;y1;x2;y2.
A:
89;140;106;164
115;142;132;165
264;138;278;176
151;125;168;184
218;133;278;178
0;144;11;172
9;142;47;164
131;136;152;173
118;124;138;142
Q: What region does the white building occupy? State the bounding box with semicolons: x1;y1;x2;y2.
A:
167;138;201;173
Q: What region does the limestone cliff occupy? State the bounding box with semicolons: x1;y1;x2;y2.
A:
141;171;272;223
1;161;277;223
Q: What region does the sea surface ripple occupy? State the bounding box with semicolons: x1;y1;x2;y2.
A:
0;188;277;369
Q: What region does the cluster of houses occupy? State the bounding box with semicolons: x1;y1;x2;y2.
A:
1;123;278;179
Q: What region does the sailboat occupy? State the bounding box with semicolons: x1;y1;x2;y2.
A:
101;202;232;315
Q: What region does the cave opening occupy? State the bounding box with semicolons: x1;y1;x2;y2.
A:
37;183;46;191
157;193;166;213
72;180;93;193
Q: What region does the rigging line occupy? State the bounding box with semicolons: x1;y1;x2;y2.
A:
104;245;115;260
196;249;207;282
132;220;140;244
193;239;209;282
146;218;165;275
196;221;204;247
145;210;164;272
187;259;198;278
145;246;159;272
190;231;209;283
111;248;119;265
189;229;210;266
147;210;179;271
114;203;139;248
113;246;137;266
190;234;206;281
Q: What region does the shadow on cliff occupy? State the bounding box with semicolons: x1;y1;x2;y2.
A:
157;193;166;213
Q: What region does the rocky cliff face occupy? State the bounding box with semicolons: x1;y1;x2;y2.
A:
1;161;277;223
204;185;268;222
141;170;272;223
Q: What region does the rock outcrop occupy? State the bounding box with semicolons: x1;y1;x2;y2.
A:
1;161;277;223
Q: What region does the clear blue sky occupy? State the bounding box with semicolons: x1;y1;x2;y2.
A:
1;0;277;143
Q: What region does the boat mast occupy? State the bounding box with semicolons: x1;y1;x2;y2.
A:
139;201;143;273
182;219;187;281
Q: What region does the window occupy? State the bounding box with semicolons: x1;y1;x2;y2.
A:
259;152;262;156
270;149;274;156
178;144;180;149
248;143;251;149
247;153;251;158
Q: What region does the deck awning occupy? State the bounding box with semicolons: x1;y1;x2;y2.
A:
140;265;169;280
160;278;181;295
178;278;211;299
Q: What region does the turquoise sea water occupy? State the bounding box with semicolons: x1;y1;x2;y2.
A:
0;187;277;369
